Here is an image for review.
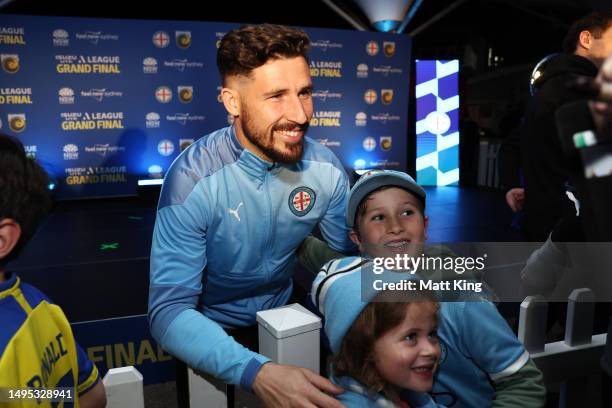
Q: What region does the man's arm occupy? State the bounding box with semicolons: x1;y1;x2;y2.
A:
148;198;269;389
492;359;546;408
297;235;343;276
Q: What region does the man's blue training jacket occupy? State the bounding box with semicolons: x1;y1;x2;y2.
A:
148;125;354;390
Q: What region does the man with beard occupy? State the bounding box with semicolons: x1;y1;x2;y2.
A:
149;24;354;407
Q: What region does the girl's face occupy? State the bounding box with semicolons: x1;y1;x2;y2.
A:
373;302;440;393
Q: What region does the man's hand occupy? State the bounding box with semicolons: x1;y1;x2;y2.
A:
506;188;525;212
252;362;345;408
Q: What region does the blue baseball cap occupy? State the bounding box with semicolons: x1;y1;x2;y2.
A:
346;170;426;228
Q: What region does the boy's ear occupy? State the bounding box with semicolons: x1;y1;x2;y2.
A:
0;219;21;260
349;229;362;249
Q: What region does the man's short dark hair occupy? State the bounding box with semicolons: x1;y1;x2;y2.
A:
217;24;310;84
562;11;612;54
0;133;53;265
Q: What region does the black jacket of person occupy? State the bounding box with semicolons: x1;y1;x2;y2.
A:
500;54;597;241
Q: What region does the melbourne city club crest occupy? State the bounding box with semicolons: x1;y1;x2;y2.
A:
289;187;316;217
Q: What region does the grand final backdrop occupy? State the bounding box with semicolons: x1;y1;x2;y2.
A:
0;14;412;199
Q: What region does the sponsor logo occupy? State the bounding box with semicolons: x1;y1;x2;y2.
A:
53;29;69;46
0;27;26;45
215;32;226;49
364;89;377;105
158;139;175;156
166;113;205;125
355;112;367;127
312;90;342;102
163;59;204;71
383;41;396;57
317;138;341;147
24;144;37;158
311;40;343;52
369;159;400;168
179;138;194;151
363;136;376;152
217;86;223;103
176;31;191;48
177;86;193;103
371;113;401;124
8;113;25;132
146;112;160;128
372;65;403;76
155;86;172;103
310;111;341;127
60;112;124;130
143;57;158;73
1;54;19;73
55;55;121;74
366;41;379;56
75;31;119;45
59;87;75;104
64;166;128;185
309;61;342;78
289;187;316;217
356;63;368;78
0;87;32;104
84;143;126;157
381;89;394;105
380;136;392;151
80;88;123;102
152;31;170;48
63;143;79;160
425;111;451;135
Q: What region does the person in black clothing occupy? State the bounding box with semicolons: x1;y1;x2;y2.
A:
501;11;612;241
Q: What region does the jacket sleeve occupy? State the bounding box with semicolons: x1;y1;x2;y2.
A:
492;358;546;408
459;302;542;402
317;161;357;254
297;235;343;276
148;195;270;390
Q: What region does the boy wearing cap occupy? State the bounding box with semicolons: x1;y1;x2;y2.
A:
311;170;545;408
0;134;106;407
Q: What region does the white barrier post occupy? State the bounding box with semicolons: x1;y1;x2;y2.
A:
560;288;595;408
518;295;548;353
256;303;322;373
103;366;144;408
187;368;228;408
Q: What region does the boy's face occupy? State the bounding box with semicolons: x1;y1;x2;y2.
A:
350;187;428;258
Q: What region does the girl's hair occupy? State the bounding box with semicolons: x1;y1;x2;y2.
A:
331;290;438;395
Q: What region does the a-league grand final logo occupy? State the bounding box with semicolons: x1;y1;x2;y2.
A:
289;187;316;217
176;31;191;48
1;54;19;73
